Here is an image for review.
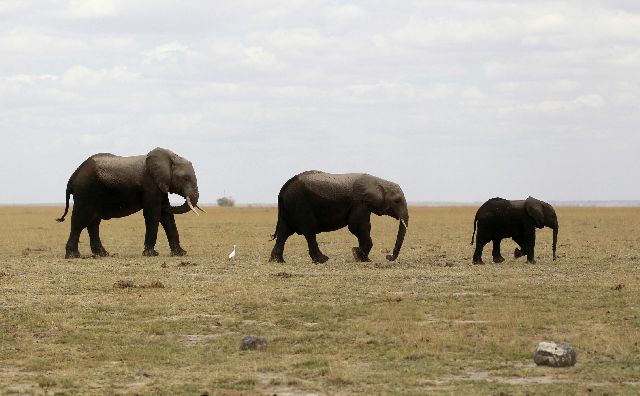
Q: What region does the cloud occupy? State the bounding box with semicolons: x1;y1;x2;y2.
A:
535;94;605;113
243;46;280;68
529;13;566;31
61;65;140;86
324;4;365;20
65;0;120;18
0;0;29;15
0;27;88;55
144;41;194;64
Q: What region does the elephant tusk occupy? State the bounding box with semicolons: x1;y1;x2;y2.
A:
187;197;199;216
195;205;207;214
401;219;408;229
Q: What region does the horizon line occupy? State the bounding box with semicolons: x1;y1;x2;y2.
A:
2;200;640;208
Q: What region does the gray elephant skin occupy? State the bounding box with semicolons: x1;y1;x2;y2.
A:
269;170;409;263
471;196;559;264
57;147;204;258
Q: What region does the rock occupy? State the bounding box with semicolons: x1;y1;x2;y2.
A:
534;341;577;367
240;335;267;351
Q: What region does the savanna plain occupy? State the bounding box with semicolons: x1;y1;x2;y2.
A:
0;206;639;395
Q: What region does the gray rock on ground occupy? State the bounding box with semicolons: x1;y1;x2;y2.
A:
534;341;577;367
240;335;267;351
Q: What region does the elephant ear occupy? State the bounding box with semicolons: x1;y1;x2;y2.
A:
146;147;173;193
525;196;544;228
355;175;386;214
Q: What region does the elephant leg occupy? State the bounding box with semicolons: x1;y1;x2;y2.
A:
525;230;536;264
87;218;109;257
142;205;161;256
513;236;525;259
491;239;505;263
348;212;372;262
305;234;328;263
64;205;90;258
289;207;327;263
160;210;186;256
472;230;490;265
269;220;293;263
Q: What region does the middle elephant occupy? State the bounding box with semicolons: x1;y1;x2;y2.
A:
269;171;409;263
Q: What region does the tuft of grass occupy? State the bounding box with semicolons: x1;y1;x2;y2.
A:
113;279;135;288
113;279;165;289
36;376;56;388
22;247;47;256
139;280;165;289
270;271;294;278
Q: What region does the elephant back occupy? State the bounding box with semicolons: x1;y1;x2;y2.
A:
93;154;146;188
476;197;509;219
297;171;361;201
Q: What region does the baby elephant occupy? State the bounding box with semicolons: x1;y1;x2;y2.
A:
269;170;409;263
57;147;204;258
471;197;558;265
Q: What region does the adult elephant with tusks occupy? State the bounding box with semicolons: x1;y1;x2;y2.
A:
56;147;205;258
471;196;559;265
269;170;409;263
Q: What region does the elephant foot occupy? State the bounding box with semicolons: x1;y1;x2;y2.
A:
514;248;524;258
65;250;81;259
352;247;371;262
91;248;109;257
143;248;159;257
269;254;285;263
269;249;285;263
311;253;329;264
170;247;187;257
493;256;505;263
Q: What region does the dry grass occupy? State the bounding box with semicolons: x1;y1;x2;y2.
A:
0;205;639;395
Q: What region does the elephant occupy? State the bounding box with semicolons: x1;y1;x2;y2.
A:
269;170;409;263
471;196;558;265
56;147;204;258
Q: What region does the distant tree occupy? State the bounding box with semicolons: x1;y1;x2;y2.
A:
217;196;235;207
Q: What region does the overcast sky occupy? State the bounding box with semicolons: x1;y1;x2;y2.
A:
1;1;639;204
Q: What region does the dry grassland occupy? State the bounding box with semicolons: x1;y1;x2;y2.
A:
0;206;639;395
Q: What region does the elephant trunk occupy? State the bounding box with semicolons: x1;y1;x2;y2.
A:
552;224;558;261
386;214;408;262
168;192;200;216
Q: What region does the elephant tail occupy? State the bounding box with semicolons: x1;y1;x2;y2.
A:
270;216;278;241
270;212;283;241
470;215;477;245
270;193;283;241
56;186;72;222
271;175;297;241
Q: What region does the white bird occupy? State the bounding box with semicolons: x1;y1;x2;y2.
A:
228;244;236;260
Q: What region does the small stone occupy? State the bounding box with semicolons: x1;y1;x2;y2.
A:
534;341;577;367
240;335;267;351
